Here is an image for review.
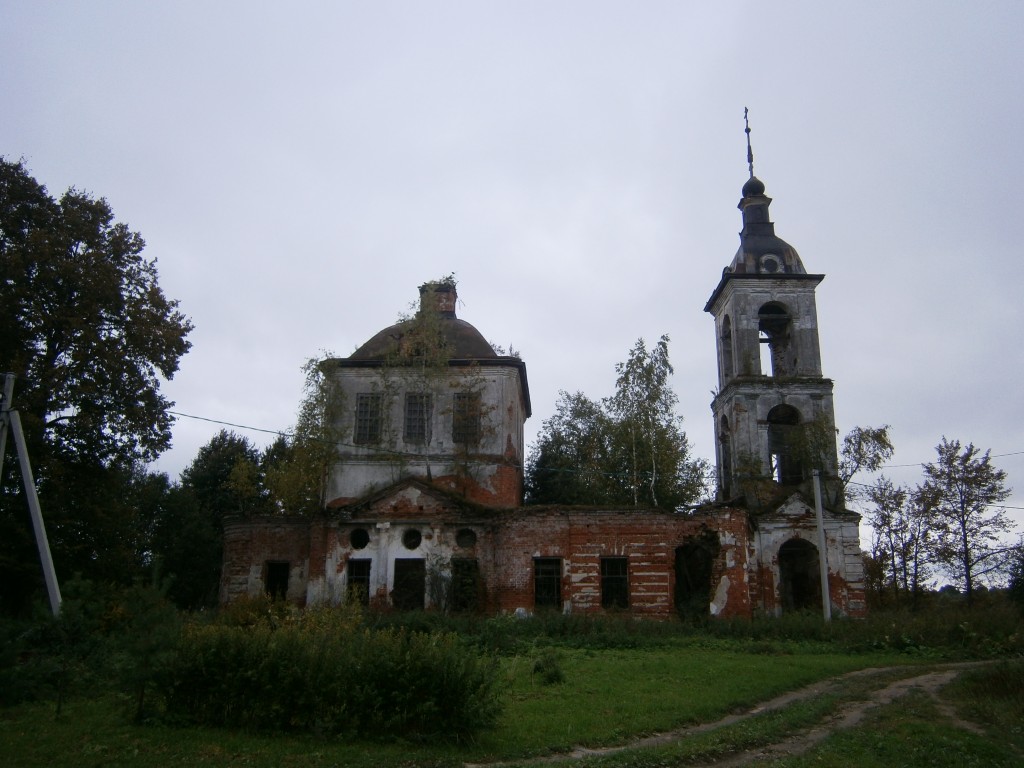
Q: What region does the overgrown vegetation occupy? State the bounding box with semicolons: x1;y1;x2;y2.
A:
2;585;1023;766
1;588;503;742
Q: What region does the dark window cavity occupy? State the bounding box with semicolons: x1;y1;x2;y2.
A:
404;392;432;443
347;559;371;605
354;392;382;444
451;558;481;612
455;528;477;548
402;528;422;550
265;561;290;600
600;557;629;609
392;558;425;611
350;528;370;550
767;404;803;484
720;315;734;380
452;391;481;444
534;557;562;610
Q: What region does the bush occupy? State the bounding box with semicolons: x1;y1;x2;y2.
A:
532;649;564;685
159;609;502;741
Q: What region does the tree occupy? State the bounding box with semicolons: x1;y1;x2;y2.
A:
1008;540;1024;615
0;158;193;464
837;425;893;504
151;431;264;609
918;438;1014;606
0;159;192;612
865;476;932;608
524;391;615;505
606;335;709;508
263;356;343;515
525;336;710;509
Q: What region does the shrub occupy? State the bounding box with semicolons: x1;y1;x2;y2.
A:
159;612;502;741
532;649;564;685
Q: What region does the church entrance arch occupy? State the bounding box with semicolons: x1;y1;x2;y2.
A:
778;538;821;613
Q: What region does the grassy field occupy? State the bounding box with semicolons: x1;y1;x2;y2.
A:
2;600;1022;767
0;640;942;768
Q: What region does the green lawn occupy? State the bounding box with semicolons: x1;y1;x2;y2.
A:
1;642;914;768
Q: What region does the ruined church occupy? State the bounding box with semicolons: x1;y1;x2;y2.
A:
220;169;866;619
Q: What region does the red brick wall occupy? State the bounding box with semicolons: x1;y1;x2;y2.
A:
220;516;312;604
490;508;755;619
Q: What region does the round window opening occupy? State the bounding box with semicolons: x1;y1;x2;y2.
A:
402;528;422;550
456;528;477;548
350;528;370;550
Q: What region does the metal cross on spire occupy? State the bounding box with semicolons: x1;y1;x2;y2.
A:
744;107;754;179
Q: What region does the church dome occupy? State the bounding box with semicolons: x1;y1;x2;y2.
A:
741;175;765;197
727;177;807;275
348;283;497;361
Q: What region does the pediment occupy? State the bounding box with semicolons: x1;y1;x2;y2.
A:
343;478;476;522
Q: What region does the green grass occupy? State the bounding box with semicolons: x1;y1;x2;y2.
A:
477;645;894;757
775;690;1021;768
0;641;910;768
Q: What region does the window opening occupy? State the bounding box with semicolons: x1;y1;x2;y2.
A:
392;558;426;611
758;331;773;376
758;302;794;377
600;557;629;609
767;404;803;484
402;528;422;550
265;561;290;600
451;558;481;612
354;392;382;444
347;559;371;605
720;315;734;380
452;391;481;444
404;392;432;443
533;557;562;610
350;528;370;549
455;528;477;548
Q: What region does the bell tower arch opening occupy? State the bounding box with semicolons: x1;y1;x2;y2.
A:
758;302;793;377
766;404;804;485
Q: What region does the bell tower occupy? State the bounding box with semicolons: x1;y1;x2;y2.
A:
704;124;839;504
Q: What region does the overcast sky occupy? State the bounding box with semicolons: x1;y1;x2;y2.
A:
3;2;1022;541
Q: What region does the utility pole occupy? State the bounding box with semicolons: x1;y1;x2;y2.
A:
0;373;62;616
812;470;832;623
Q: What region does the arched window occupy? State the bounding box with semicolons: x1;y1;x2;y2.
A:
720;315;734;380
758;302;794;377
767;404;803;484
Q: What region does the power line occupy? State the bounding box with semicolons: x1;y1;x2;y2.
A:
167;409;1024;485
167;409;522;469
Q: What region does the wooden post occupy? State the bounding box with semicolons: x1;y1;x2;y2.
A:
1;374;62;616
812;470;831;623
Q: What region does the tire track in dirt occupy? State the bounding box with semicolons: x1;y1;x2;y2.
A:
466;662;994;768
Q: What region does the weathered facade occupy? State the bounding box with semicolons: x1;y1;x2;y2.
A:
221;171;866;620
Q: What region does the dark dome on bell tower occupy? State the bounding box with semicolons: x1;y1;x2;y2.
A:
726;176;807;275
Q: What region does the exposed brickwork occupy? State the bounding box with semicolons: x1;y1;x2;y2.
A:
222;482;865;621
220;516;311;604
